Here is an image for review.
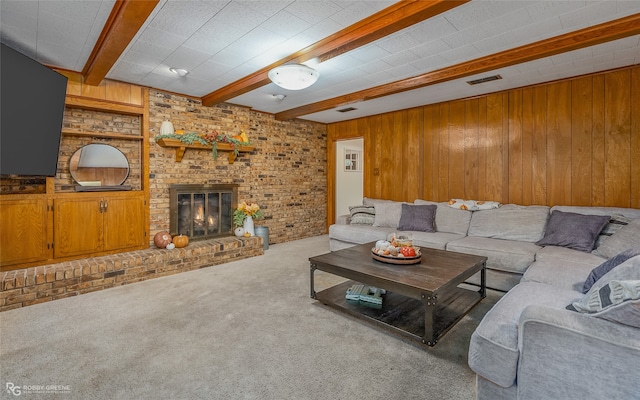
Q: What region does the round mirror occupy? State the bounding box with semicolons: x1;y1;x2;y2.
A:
70;144;129;186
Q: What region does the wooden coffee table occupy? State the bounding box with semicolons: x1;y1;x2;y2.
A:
309;242;487;347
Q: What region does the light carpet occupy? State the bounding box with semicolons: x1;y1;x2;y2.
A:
0;235;499;400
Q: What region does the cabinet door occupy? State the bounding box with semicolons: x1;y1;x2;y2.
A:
103;194;146;251
54;198;103;258
0;198;49;267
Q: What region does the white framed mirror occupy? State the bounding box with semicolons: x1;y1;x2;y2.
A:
70;144;130;187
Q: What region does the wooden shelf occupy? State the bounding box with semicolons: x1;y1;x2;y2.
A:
62;130;143;141
155;138;255;163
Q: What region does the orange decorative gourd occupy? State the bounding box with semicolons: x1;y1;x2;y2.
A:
154;231;172;248
173;234;189;248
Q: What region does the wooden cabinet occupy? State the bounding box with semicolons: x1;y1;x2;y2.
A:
0;84;150;271
54;192;146;258
0;197;50;267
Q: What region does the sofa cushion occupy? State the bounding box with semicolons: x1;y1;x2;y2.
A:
348;205;375;225
329;224;395;244
583;247;640;293
446;236;540;274
397;203;436;232
468;281;582;388
467;204;549;242
536;210;609;252
593;218;640;258
407;231;465;251
521;246;604;291
372;201;404;228
414;199;472;235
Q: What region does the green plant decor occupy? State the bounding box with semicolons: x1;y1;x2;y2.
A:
155;131;250;160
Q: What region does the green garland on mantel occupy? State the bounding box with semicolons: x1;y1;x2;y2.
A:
155;132;251;160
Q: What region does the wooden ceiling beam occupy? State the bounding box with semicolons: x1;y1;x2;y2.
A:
82;0;158;86
201;0;469;107
275;13;640;121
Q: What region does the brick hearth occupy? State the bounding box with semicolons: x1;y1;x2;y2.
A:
0;236;263;312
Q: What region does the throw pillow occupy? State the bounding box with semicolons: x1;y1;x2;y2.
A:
566;280;640;329
372;202;403;228
397;203;436;232
348;205;375;225
594;215;632;248
594;218;640;259
447;198;500;211
536;210;610;252
582;247;640;293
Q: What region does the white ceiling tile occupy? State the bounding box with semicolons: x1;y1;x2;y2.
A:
261;10;310;38
148;1;226;38
358;59;392;74
285;1;344;25
139;26;187;50
330;1;394;26
163;46;212;71
444;1;531;30
381;49;422;67
559;1;625;29
302;17;344;41
109;61;155;81
376;32;422;53
349;45;391;63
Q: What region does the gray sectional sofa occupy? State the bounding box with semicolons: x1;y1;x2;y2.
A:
329;198;640;399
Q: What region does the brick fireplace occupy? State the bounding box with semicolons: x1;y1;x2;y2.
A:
170;183;238;240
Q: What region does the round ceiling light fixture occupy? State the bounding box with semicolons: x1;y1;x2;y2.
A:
268;64;319;90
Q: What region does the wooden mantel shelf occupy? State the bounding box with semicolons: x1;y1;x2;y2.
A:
156;138;255;163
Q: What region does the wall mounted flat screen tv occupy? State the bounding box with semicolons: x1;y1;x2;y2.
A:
1;43;68;176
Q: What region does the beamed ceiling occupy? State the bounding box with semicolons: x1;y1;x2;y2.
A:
1;0;639;124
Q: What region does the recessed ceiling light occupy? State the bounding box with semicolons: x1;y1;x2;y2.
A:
170;68;188;77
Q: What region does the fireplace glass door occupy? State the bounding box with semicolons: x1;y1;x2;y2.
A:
170;184;237;240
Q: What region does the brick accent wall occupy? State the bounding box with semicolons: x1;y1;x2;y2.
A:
148;90;328;244
0;236;263;312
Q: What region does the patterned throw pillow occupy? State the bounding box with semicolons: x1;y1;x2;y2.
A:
348;205;375;225
567;280;640;329
447;199;501;211
583;247;640;293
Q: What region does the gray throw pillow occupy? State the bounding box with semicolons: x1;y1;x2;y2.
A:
583;247;640;293
594;218;640;258
397;204;436;232
372;202;403;228
536;210;610;252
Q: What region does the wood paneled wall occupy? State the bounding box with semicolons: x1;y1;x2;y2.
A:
327;65;640;223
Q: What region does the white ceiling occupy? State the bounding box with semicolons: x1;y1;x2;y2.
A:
1;0;639;124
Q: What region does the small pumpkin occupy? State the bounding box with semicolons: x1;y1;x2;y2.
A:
173;234;189;248
154;231;172;248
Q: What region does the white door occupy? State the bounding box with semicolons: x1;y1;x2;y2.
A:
335;138;364;220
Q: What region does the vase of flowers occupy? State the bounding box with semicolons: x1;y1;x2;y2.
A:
233;201;264;236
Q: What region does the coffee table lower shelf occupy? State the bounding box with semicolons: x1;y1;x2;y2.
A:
314;280;482;347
